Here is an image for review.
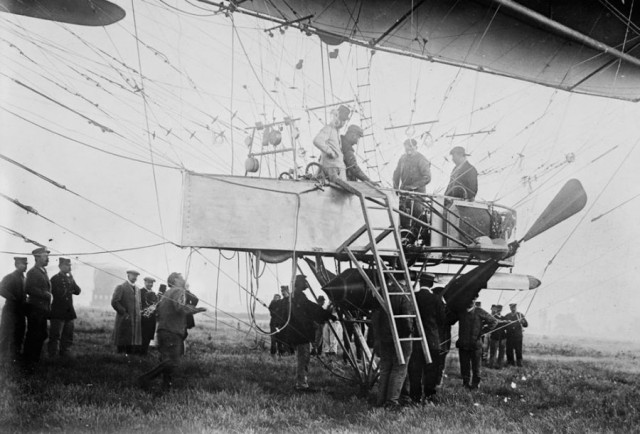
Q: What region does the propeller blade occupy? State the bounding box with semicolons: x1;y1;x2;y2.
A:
522;179;587;242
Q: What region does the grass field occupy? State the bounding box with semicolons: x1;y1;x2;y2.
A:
1;308;639;433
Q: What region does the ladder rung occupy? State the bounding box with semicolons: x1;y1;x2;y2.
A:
371;227;392;230
399;337;423;342
366;206;387;210
359;100;371;104
357;83;371;87
382;269;404;273
393;314;416;318
356;67;369;71
388;291;411;295
376;248;400;252
364;148;377;152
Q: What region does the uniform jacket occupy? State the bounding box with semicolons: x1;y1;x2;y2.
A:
445;160;478;200
277;291;332;346
0;269;26;309
111;280;142;346
414;287;446;351
372;290;415;352
25;266;51;313
50;272;81;320
503;311;528;339
456;307;497;350
392;152;431;193
313;124;345;169
341;137;371;182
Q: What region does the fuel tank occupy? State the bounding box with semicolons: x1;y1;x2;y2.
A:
322;268;380;312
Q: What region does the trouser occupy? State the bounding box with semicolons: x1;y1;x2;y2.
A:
270;324;279;355
377;340;413;405
506;337;523;366
323;321;342;355
458;347;482;387
23;309;48;363
0;303;25;360
140;317;156;355
436;350;449;387
481;335;490;363
295;342;311;388
489;338;506;368
139;330;183;386
322;166;347;182
48;319;74;357
407;344;440;402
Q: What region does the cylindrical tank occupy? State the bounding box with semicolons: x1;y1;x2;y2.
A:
322;268;380;312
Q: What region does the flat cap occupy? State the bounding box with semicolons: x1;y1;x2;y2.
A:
14;257;28;263
126;270;140;276
346;125;364;137
509;303;517;307
450;146;470;156
58;257;71;266
143;277;156;283
31;247;50;255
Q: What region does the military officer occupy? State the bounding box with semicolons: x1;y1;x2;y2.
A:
48;258;81;358
23;247;52;364
0;256;28;362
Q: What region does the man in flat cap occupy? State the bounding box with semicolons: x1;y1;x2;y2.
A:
23;247;52;364
0;257;28;362
445;146;478;201
489;304;507;369
137;272;206;390
393;138;432;242
139;277;158;355
341;124;372;183
313;105;350;182
111;270;142;354
504;303;528;367
48;258;81;358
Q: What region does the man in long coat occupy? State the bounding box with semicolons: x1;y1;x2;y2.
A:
23;247;52;364
48;258;81;358
0;257;28;362
111;270;142;354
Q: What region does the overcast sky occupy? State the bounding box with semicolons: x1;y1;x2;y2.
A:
1;0;640;340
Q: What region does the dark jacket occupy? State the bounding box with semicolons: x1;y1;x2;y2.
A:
456;307;497;350
278;292;332;346
25;266;51;313
489;314;507;341
0;269;26;309
445;160;478;200
50;272;81;320
156;286;198;338
503;311;528;339
372;291;415;352
392;152;431;193
341;137;371;182
414;288;446;352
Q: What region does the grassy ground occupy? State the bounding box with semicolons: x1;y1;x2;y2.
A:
1;308;639;433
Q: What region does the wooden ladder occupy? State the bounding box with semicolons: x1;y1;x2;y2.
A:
341;192;431;365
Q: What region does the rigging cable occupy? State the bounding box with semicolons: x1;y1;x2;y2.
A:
131;0;171;274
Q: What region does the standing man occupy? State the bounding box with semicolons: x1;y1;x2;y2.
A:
111;270;142;354
137;272;206;390
313;105;350;182
392;138;432;193
489;304;508;369
268;294;283;357
0;257;28;362
341;124;371;182
445;146;478;201
456;298;497;389
48;258;81;358
407;284;446;404
23;247;52;365
139;277;158;355
372;280;414;408
288;275;333;391
504;303;529;367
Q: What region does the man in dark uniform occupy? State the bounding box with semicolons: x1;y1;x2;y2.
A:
23;247;52;364
268;294;282;357
139;277;158;355
48;257;81;358
489;304;507;369
407;284;446;404
433;286;452;388
137;272;206;390
504;303;528;367
0;256;28;362
456;298;497;389
341;124;371;182
445;146;478;201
